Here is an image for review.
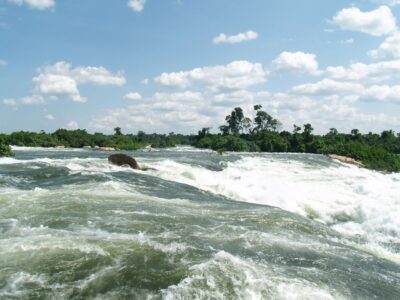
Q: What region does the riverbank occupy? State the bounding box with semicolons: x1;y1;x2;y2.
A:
2;126;400;172
328;154;364;168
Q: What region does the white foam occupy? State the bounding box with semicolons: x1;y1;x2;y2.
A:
164;145;214;153
0;236;109;256
0;272;47;297
75;228;191;254
147;155;400;261
0;156;133;176
2;151;399;263
11;145;86;152
162;251;342;300
0;157;21;165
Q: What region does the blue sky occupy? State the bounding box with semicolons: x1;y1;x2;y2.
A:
1;0;400;134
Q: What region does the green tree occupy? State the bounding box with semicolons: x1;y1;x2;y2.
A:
327;128;338;136
0;143;13;157
114;127;122;136
198;127;211;139
303;123;314;143
0;135;13;157
226;107;245;135
293;124;302;134
219;125;230;136
351;129;361;140
253;105;281;132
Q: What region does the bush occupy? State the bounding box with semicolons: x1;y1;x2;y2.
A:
0;143;13;157
222;136;250;152
322;142;400;172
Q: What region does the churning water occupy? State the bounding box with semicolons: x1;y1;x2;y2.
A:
0;146;399;299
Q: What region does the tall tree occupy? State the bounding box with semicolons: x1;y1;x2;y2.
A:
224;107;245;135
302;123;314;143
293;124;302;134
253;105;281;132
114;127;122;136
198;127;211;139
327;128;338;136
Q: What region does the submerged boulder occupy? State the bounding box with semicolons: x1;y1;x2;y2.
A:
108;153;140;170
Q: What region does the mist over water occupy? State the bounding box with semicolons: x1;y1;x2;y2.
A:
0;147;399;299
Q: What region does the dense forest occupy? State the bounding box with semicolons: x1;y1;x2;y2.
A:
193;106;400;172
0;129;194;155
1;105;400;172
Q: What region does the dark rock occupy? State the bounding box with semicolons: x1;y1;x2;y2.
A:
108;153;140;170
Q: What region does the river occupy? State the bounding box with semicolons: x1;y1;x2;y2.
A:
0;146;399;299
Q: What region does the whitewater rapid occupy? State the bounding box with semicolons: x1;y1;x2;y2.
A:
4;148;399;261
145;153;400;261
0;146;399;299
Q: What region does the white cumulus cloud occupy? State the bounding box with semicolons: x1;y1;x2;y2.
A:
213;30;258;44
67;121;79;130
128;0;146;12
273;51;321;75
4;95;47;105
20;95;47;105
155;60;267;91
360;84;400;103
373;0;400;6
326;59;400;82
3;98;17;106
33;72;84;102
8;0;55;10
124;92;143;100
368;32;400;59
140;78;149;85
213;90;270;105
291;79;363;95
331;6;397;36
90;91;213;133
45;114;55;120
263;93;400;133
3;62;126;106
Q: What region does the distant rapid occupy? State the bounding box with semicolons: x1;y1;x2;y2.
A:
0;146;399;299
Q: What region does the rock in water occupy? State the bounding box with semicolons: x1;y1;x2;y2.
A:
328;154;364;168
108;153;140;170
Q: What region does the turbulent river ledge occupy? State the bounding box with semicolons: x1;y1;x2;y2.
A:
0;146;399;299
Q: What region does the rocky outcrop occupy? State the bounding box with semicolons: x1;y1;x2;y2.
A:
108;153;141;170
328;154;364;168
95;146;116;151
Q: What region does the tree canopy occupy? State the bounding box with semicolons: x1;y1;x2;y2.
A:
193;105;400;172
1;105;400;172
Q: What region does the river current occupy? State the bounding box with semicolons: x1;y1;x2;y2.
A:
0;146;399;299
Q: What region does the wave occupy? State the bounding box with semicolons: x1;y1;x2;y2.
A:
146;155;400;261
2;151;399;263
10;145;87;152
0;156;136;176
163;145;214;153
0;272;48;298
162;251;343;300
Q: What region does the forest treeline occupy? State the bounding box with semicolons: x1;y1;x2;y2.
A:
0;129;193;155
1;105;400;172
193;106;400;172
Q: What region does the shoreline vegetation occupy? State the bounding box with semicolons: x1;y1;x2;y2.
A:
1;105;400;172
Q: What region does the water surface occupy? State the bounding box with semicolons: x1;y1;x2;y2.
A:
0;146;399;299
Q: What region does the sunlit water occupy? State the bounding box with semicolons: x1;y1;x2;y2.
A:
0;146;399;299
